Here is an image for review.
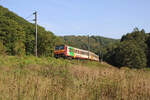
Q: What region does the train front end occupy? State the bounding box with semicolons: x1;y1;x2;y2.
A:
54;45;67;58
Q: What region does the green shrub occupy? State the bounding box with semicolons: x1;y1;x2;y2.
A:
0;41;6;55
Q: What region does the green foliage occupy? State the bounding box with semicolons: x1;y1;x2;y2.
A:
0;16;25;55
114;41;147;68
146;34;150;67
103;42;120;65
0;41;6;55
121;28;148;52
0;56;150;99
105;28;149;68
1;5;150;69
0;6;61;56
13;41;25;56
61;35;119;55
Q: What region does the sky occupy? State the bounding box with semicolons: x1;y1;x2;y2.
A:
1;0;150;39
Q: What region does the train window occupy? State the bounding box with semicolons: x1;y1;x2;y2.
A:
75;50;78;53
82;52;84;55
55;46;59;50
59;46;64;50
86;52;88;56
79;51;82;54
55;45;64;50
78;50;80;54
84;52;87;55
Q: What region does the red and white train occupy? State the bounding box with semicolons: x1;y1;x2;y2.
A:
54;45;99;61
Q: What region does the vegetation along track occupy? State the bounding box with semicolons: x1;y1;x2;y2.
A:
0;56;150;100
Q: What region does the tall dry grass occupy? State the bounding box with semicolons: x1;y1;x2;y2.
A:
0;56;150;100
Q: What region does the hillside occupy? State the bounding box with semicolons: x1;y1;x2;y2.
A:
0;5;119;57
0;6;62;56
1;5;150;69
1;4;150;100
0;5;120;59
61;35;119;55
0;55;150;100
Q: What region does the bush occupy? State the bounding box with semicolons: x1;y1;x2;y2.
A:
13;41;25;56
113;41;147;68
0;41;6;55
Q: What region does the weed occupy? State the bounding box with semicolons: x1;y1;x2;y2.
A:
0;56;150;100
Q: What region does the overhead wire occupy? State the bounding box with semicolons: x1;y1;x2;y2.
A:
25;13;34;20
25;13;34;22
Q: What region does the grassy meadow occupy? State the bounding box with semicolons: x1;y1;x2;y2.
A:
0;56;150;100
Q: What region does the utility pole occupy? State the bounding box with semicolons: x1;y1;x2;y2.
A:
98;38;101;62
33;11;37;57
88;35;90;59
99;37;103;62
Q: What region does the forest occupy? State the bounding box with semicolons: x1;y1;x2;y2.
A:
0;6;62;57
105;28;150;68
0;5;150;69
61;29;150;69
61;35;119;55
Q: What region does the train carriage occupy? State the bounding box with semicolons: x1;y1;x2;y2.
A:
54;45;99;61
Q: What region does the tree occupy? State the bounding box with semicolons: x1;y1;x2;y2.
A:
0;6;62;56
105;28;148;68
13;41;25;56
0;17;25;55
146;34;150;67
0;41;6;55
113;41;147;68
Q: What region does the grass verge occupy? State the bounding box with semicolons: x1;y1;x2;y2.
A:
0;56;150;100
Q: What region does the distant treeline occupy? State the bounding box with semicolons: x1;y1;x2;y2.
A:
104;28;150;68
61;29;150;69
60;35;119;55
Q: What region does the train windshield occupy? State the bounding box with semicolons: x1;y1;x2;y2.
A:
55;45;65;50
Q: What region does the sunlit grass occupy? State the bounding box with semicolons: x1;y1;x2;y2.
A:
0;56;150;100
